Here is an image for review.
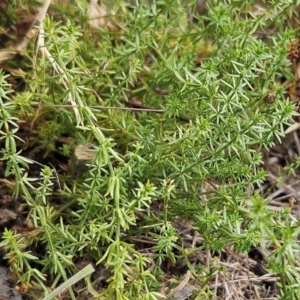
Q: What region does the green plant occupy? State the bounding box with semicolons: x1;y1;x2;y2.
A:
1;0;300;299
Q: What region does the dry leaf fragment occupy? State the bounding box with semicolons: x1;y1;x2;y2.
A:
89;0;116;30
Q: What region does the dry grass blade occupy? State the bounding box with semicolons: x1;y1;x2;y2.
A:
165;270;193;299
42;264;95;300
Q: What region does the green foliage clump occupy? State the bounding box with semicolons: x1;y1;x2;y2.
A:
1;0;300;299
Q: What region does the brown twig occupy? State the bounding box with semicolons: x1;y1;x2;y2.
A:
30;102;192;122
120;99;191;122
